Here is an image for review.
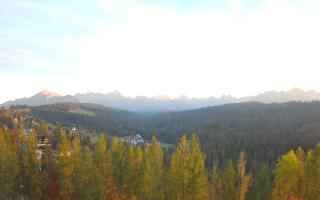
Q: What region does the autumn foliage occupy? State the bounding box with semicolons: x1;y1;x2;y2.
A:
0;127;320;200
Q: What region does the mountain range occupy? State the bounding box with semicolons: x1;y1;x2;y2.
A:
3;88;320;112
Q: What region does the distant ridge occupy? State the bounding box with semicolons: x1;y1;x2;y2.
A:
2;90;78;107
2;88;320;112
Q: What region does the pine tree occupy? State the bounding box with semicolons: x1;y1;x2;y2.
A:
57;134;74;200
169;134;191;200
0;129;19;199
94;134;107;168
42;145;60;200
141;137;164;200
72;134;81;162
272;150;302;200
295;147;305;198
187;134;209;200
93;134;108;199
107;137;129;199
20;130;42;200
73;146;104;200
211;165;223;200
248;165;271;200
304;144;320;200
169;134;209;200
71;134;82;198
223;159;237;200
132;146;144;199
128;145;142;199
237;151;251;200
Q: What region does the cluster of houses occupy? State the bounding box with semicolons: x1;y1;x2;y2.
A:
70;126;148;146
115;134;149;146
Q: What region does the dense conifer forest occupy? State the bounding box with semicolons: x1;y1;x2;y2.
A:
25;102;320;172
2;102;320;199
1;126;320;200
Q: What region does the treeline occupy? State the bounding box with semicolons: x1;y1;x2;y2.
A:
1;128;320;200
145;102;320;172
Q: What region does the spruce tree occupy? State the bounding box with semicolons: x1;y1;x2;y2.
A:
304;144;320;200
223;159;237;200
20;130;42;200
107;137;129;199
42;145;60;200
272;150;302;200
57;134;74;200
169;134;191;200
248;165;271;200
73;146;104;200
211;165;223;200
0;129;19;199
141;137;164;200
237;151;251;200
169;134;209;200
187;134;209;200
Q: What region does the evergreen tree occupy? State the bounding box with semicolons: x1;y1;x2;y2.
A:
295;147;305;198
272;150;302;200
0;129;19;199
20;130;42;200
248;165;272;200
169;134;191;200
57;134;74;199
223;159;237;200
71;135;82;198
141;137;164;200
94;134;107;167
73;146;104;200
304;144;320;200
187;134;209;200
107;137;129;199
93;134;108;199
169;134;209;200
237;151;251;200
42;145;60;200
211;166;223;200
128;145;142;200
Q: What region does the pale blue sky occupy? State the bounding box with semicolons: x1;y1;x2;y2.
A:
1;0;320;103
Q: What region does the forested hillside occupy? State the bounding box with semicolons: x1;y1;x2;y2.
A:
145;102;320;172
1;127;319;200
30;103;141;136
6;101;320;173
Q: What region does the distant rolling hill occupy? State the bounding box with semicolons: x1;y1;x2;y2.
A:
29;102;141;135
3;88;320;112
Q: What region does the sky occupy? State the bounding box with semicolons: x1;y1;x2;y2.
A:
1;0;320;103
